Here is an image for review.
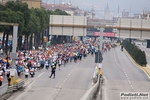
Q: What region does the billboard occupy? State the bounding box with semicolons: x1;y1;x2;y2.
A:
94;32;116;37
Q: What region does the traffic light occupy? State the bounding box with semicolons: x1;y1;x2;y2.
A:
43;36;47;42
95;50;103;63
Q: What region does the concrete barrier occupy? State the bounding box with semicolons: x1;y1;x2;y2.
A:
0;83;8;96
92;66;98;84
80;75;101;100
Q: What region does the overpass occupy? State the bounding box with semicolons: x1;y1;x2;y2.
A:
49;15;150;47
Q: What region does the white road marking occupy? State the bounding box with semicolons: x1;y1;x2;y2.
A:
113;51;135;91
128;80;131;84
15;71;46;100
51;62;81;100
27;72;45;88
127;77;129;80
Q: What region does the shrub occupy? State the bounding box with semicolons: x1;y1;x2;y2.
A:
122;39;147;66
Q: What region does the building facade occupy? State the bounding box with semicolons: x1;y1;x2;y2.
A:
21;0;41;8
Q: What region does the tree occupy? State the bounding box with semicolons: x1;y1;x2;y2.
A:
27;8;40;50
5;1;30;50
0;9;24;54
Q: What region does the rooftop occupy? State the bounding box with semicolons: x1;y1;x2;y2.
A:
41;3;79;11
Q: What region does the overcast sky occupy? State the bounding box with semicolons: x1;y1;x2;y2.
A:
43;0;150;18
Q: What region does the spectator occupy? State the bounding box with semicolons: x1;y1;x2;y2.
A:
6;67;11;86
0;67;3;86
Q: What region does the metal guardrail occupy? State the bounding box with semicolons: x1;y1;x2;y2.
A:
17;80;24;89
0;83;8;96
80;75;101;100
80;65;102;100
7;80;24;93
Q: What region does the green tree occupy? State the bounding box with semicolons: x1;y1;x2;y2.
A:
5;1;30;50
0;8;24;54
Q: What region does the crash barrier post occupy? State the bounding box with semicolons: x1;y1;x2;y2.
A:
92;66;98;84
97;63;102;76
0;83;8;96
80;75;101;100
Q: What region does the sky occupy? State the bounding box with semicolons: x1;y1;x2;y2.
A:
43;0;150;18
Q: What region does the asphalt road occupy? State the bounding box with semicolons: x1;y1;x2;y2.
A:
101;46;150;100
7;55;96;100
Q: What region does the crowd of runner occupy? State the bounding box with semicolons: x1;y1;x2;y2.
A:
0;40;98;86
0;39;117;86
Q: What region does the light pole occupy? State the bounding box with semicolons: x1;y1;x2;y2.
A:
10;25;18;85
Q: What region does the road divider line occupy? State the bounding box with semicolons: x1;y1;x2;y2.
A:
113;50;134;91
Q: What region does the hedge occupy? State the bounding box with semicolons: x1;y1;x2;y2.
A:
122;40;147;66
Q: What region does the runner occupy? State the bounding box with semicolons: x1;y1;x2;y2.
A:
49;63;56;79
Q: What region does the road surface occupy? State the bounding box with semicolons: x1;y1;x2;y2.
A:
102;46;150;100
7;55;96;100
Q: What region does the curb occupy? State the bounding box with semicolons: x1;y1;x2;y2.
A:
142;66;150;76
124;49;150;77
0;93;11;100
